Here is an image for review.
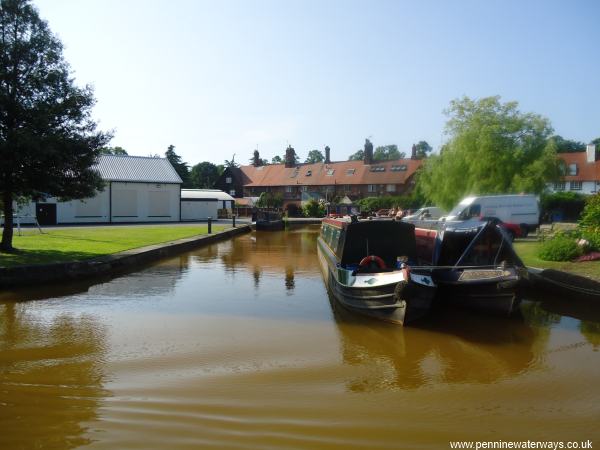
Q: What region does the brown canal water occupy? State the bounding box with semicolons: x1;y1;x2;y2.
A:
1;226;599;449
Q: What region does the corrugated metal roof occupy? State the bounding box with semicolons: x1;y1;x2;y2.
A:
95;155;182;183
181;189;235;201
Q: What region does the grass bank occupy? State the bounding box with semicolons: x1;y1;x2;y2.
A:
513;240;600;281
0;225;226;268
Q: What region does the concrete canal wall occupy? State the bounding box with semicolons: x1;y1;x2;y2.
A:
0;225;252;289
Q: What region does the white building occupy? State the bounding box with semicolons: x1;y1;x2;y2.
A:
546;144;600;195
180;189;235;221
27;155;183;225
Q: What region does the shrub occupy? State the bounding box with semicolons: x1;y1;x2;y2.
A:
579;193;600;230
538;233;583;261
540;192;587;222
302;199;326;218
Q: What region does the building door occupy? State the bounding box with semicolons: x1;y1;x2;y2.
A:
36;203;57;225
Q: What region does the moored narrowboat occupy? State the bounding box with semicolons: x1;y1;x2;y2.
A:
255;210;285;231
317;217;436;325
415;221;525;315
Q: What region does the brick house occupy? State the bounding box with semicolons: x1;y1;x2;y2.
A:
548;144;600;195
214;144;423;208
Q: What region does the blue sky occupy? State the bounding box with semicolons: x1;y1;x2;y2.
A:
33;0;600;166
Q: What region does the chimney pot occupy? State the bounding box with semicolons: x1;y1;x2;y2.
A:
324;146;331;164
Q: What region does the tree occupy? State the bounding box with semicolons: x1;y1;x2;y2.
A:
249;150;268;166
190;162;219;188
414;141;432;159
224;154;239;168
0;0;111;251
305;149;324;163
374;145;404;161
164;145;190;187
271;155;283;164
550;135;585;153
348;149;364;161
416;96;560;210
100;146;128;155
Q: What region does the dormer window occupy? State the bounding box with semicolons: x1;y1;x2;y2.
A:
346;168;355;175
369;166;385;172
391;165;407;172
306;170;312;176
568;163;578;176
326;169;335;176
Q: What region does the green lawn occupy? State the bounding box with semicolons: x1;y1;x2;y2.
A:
513;240;600;281
0;225;226;267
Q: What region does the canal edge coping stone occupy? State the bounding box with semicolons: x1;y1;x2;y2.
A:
0;225;252;288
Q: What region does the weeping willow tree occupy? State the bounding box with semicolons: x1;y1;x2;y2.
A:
417;96;561;210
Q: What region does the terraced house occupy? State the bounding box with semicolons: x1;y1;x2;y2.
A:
215;145;424;209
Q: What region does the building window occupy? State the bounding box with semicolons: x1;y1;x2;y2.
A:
229;190;236;196
346;169;355;175
369;166;385;172
326;169;335;176
386;184;396;192
391;165;407;172
301;186;308;192
570;181;582;191
554;182;566;191
368;184;377;193
568;164;578;176
306;170;312;176
285;186;293;193
225;177;232;184
344;184;351;191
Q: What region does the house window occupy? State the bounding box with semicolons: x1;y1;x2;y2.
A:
301;186;308;192
344;184;351;191
346;169;355;175
554;182;566;191
326;169;335;176
306;170;312;176
225;177;232;184
391;165;407;172
386;184;396;192
229;190;236;196
568;164;578;176
368;184;377;192
570;181;582;191
369;166;385;172
285;186;293;193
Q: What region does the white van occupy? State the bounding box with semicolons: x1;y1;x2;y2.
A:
443;195;540;232
403;206;446;221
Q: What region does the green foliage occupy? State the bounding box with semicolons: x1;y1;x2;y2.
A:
190;162;219;188
551;135;586;153
348;149;364;161
165;145;191;187
579;193;600;231
414;141;432;159
356;195;420;212
538;233;583;261
224;154;239;168
271;155;283;164
0;0;111;251
374;145;404;161
100;146;128;155
416;96;560;210
256;192;283;209
302;199;326;217
541;191;587;221
305;150;325;163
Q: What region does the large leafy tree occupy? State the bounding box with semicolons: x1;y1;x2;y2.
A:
551;135;585;153
190;161;219;188
165;144;190;187
348;149;364;160
417;96;560;210
305;149;324;163
100;146;127;155
374;144;404;161
0;0;111;251
414;140;432;159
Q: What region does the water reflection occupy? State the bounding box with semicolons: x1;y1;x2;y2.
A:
0;303;108;449
329;291;552;392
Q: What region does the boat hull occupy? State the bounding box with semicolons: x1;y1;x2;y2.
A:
317;238;435;325
255;220;285;231
433;268;521;315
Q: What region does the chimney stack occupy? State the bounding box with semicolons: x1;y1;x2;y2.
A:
411;144;417;160
324;146;331;164
587;143;597;163
285;145;296;168
363;139;373;165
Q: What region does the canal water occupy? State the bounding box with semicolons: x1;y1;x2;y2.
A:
1;226;599;449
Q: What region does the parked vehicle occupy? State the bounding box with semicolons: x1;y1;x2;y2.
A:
317;217;436;325
441;195;539;235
